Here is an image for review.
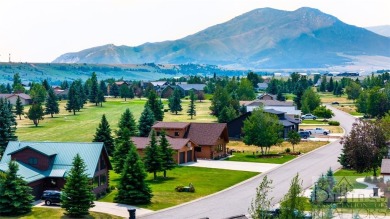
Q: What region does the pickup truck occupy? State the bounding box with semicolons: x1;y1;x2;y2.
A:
306;127;330;135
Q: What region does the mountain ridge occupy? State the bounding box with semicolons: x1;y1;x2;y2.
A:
53;7;390;69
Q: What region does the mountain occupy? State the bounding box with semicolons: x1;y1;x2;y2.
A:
53;7;390;69
365;25;390;37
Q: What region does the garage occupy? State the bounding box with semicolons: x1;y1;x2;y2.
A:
187;150;193;162
179;152;185;164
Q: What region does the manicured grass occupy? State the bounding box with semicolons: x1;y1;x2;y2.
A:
100;166;258;210
225;153;295;164
333;169;380;189
16;99;215;142
301;120;329;125
0;207;123;219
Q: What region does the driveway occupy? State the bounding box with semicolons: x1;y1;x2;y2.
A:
140;105;355;219
181;159;280;173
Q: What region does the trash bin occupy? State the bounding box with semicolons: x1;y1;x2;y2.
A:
373;187;379;197
128;208;136;219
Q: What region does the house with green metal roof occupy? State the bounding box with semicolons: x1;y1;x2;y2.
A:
0;141;112;199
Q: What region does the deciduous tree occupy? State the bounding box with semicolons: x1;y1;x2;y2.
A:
313;106;334;120
27;103;44;127
120;85;131;101
218;105;238;123
249;175;273;219
30;84;47;104
237;78;256;100
287;131;301;152
280;174;305;218
301;88;321;113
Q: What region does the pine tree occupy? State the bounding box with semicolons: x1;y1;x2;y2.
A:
144;130;162;180
327;77;334;92
138;105;156;137
114;144;152;205
100;81;107;95
110;83;120;98
66;82;81;115
159;131;176;178
168;87;183;115
61;154;95;217
147;90;164;121
97;89;105;107
0;98;17;156
45;88;59;118
42;79;50;91
277;90;285;101
89;72;99;105
218;105;238;123
93;114;114;156
113;128;135;173
116;108;138;138
15;95;24;120
187;90;196;119
120;85;131;101
27;103;44;127
0;161;33;216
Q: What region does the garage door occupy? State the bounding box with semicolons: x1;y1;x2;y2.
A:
187;150;193;162
179;152;185;164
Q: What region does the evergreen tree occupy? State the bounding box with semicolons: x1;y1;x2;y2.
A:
99;81;107;95
319;75;327;92
0;98;17;156
327;77;334;92
159;131;176;178
277;90;285;101
218;105;238;123
42;79;50;91
60;80;69;89
45;88;59;118
89;72;99;105
75;80;87;108
116;108;138;138
27;103;44;127
147;90;164;121
120;85;131;101
61;154;95;217
93;114;114;156
12;73;22;90
187;90;196;119
97;89;105;107
144;130;162;180
0;161;33;216
110;83;120;98
66;82;80;115
114;143;152;204
15;95;24;120
6;83;12;93
168;87;183;115
113;128;134;173
138;105;156;137
210;85;230;117
129;86;135;99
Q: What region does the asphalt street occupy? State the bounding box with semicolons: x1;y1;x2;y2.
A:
140;105;357;219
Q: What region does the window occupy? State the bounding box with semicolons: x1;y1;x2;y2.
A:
100;174;106;185
174;132;179;136
28;157;38;165
195;147;201;152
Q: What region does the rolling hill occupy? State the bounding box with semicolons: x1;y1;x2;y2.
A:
53;7;390;69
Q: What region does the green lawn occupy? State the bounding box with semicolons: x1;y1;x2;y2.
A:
99;166;258;210
16;98;215;142
0;207;123;219
333;169;380;189
301;120;329;125
225;153;295;164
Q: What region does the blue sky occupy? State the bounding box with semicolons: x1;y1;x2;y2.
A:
0;0;389;62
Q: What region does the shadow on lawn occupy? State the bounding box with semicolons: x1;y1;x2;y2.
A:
146;176;177;184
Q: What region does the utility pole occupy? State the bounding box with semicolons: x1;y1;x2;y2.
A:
9;53;11;63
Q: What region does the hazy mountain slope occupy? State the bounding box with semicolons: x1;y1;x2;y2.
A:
53;7;390;68
365;25;390;37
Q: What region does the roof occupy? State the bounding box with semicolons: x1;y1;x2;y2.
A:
0;141;109;181
0;93;31;100
257;93;276;100
153;122;191;129
186;123;229;146
247;100;294;107
285;115;300;124
263;108;285;115
150;81;167;86
177;84;206;91
381;159;390;174
132;136;194;150
239;101;254;106
279;120;294;127
257;83;268;89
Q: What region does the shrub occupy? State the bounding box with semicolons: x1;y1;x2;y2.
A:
164;109;169;112
285;148;291;153
328;121;340;126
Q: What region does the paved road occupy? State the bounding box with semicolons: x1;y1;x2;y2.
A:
140;106;357;219
181;159;280;172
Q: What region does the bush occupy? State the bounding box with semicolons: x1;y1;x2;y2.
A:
328;121;340;126
110;185;116;191
164;109;169;112
285;148;291;153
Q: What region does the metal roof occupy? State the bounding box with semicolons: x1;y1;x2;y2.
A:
8;143;57;156
177;84;206;91
0;141;105;180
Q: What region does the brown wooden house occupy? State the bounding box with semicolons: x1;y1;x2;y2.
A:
152;122;229;160
0;141;111;200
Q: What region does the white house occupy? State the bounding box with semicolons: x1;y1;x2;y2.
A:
241;100;301;117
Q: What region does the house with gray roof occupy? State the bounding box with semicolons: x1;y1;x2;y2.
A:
241;100;301;117
176;84;206;96
0;93;32;105
0;141;111;199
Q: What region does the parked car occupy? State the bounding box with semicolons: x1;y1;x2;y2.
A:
298;131;311;139
41;190;62;206
306;127;330;135
301;114;317;120
331;101;339;105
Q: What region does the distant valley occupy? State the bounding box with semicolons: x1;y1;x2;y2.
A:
53;7;390;69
